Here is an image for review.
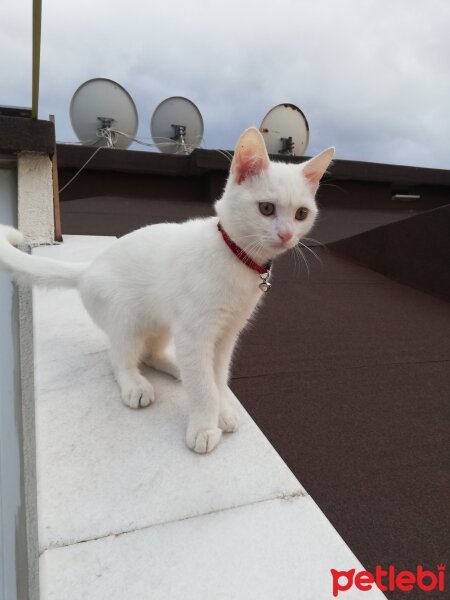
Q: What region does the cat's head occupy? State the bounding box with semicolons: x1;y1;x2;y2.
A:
215;127;334;263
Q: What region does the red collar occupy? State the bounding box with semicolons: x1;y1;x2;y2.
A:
217;222;272;275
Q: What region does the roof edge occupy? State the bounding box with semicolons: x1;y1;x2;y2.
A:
0;116;55;156
56;143;450;187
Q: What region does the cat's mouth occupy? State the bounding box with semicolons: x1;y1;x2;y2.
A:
270;239;297;252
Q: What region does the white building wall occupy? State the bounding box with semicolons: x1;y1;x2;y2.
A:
0;151;48;600
0;159;30;600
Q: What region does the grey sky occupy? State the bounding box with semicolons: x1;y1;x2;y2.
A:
2;0;450;168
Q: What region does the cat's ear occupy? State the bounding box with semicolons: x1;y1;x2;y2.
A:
302;147;335;192
231;127;270;184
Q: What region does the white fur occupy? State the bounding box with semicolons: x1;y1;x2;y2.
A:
0;224;86;287
0;129;334;453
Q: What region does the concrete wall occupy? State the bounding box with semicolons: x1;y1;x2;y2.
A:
0;158;39;600
0;116;56;600
0;159;25;599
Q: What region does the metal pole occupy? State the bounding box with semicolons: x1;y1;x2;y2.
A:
49;115;63;241
32;0;42;119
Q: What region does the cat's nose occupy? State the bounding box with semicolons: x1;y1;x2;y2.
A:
278;230;293;243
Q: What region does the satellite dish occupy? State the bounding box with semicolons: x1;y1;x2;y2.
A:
70;78;138;149
151;96;204;154
260;103;309;156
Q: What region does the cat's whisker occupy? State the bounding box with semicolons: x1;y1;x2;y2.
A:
243;240;263;256
214;149;233;164
238;234;262;240
298;240;323;266
290;244;302;278
200;136;233;164
320;181;347;195
294;245;311;278
293;247;303;276
302;236;327;249
241;239;265;262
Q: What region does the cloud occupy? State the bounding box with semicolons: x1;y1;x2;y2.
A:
1;0;449;168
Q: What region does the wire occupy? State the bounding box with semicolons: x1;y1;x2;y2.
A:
57;127;201;194
112;129;198;153
58;145;105;194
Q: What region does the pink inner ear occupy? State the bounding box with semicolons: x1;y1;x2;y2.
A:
232;129;270;184
303;169;322;187
302;147;335;190
235;153;269;184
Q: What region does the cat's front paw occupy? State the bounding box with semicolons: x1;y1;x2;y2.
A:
186;426;222;454
218;406;239;433
120;377;155;409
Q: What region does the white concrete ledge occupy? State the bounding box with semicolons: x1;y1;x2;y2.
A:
33;236;386;600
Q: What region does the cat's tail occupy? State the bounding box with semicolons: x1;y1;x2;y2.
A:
0;225;87;288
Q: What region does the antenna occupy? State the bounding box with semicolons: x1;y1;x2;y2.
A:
260;103;309;156
70;78;138;149
150;96;204;154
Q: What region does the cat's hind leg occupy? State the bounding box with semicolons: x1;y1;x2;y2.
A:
141;329;180;380
109;329;155;409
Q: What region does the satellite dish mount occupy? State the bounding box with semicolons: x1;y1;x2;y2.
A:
280;136;295;155
97;117;117;147
171;123;188;154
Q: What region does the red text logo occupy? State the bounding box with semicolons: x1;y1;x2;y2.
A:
331;564;446;596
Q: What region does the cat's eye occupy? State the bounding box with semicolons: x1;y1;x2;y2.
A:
295;207;309;221
259;202;275;217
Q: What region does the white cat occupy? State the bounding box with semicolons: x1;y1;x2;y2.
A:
0;128;334;453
